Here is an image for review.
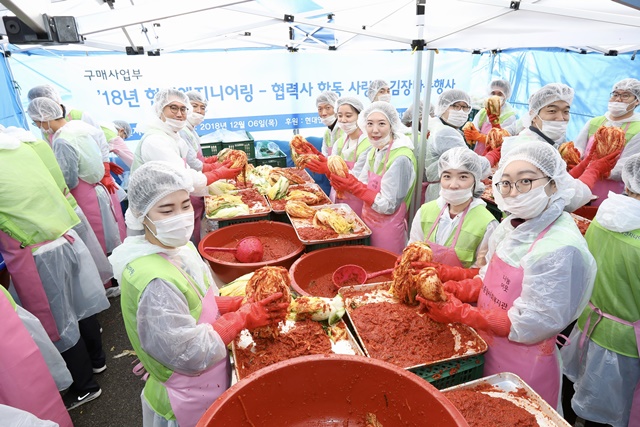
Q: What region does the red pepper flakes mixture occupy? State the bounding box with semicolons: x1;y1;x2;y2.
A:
297;226;339;241
239;188;269;212
208;235;299;263
307;272;394;298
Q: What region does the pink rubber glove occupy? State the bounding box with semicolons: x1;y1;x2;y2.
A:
443;277;484;303
214;296;244;314
418;294;511;336
100;162;118;194
204;166;243;185
330;174;378;205
306;157;330;175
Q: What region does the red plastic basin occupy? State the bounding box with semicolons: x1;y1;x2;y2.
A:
198;221;304;283
197;354;469;427
289;245;398;297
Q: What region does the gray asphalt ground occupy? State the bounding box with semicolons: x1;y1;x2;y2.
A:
69;295;144;426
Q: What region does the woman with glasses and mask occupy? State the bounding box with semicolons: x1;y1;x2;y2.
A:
573;78;640;206
418;140;596;410
110;161;288;427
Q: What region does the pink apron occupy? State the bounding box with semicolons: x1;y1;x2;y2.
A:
0;230;60;341
0;292;73;427
473;121;492;155
190;195;205;247
579;302;640;425
110;190;127;241
425;203;471;268
330;158;364;216
361;144;408;255
71;179;108;254
478;224;559;407
161;256;231;427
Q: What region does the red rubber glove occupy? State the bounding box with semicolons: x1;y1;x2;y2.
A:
109;161;124;175
204;166;243;185
464;127;486;145
409;262;479;283
330;174;377;205
307;142;322;156
488;113;501;129
306;157;330;175
203;155;218;164
443;277;484;303
202;162;215;173
576;149;622;189
214;296;244;315
100;162;118;194
484;145;501;167
417;294;511;336
212;293;289;345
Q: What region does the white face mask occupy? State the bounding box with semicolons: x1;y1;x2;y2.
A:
164;117;187;132
377;94;392;103
40;123;54;135
321;115;337;127
338;121;358;134
370;133;391;149
445;110;469;128
188;112;204;127
608;101;633;118
440;187;473;206
538;119;568;143
145;211;194;247
496;181;551;220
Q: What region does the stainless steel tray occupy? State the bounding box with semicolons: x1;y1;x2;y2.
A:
269;182;332;213
287;203;372;244
442;372;571;427
204;188;271;220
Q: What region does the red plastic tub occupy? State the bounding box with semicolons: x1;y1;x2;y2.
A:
198;221;304;283
197;354;469;427
289;245;398;297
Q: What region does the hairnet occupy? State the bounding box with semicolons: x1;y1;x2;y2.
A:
316;91;339;107
436;89;471;117
359;101;403;140
125;161;194;230
613;78;640;101
528;83;574;117
367;80;390;102
438;146;486;197
185;90;208;107
27;85;62;104
401;102;423;126
489;79;512;98
27;97;64;122
153;89;190;118
335;96;364;114
622;153;640;194
113;120;132;138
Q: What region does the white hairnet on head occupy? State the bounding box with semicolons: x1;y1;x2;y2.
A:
489;79;512;98
316;91;339;107
436;89;471;117
438;146;486;197
401;102;423;126
27;85;62;103
125;161;194;230
528;83;574;118
359;101;403;139
622;153;640;194
335;96;364;114
613;78;640;101
113;120;132;138
27;97;64;122
153;89;190;118
367;80;390;102
185;90;208;107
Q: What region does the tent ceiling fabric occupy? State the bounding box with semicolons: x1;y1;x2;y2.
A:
1;0;639;53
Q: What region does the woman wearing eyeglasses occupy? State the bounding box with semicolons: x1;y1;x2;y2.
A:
418;140;597;410
573;78;640;206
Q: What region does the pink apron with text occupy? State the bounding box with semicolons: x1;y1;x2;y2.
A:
161;258;231;427
472;121;492;155
479;224;560;407
330;158;364;216
190;195;205;247
71;179;108;254
579;302;640;425
0;292;73;427
361;145;407;255
425;203;471;268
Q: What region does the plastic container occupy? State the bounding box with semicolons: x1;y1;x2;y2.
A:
289;245;398;297
200;141;222;157
198;221;304;283
411;355;485;390
221;131;255;159
255;140;287;168
197;354;469;427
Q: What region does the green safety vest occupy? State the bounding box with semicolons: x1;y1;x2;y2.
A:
587;116;640;144
25;140;78;210
100;125;118;144
334;135;371;163
577;219;640;358
67;109;84;121
120;249;210;421
180;127;200;153
419;201;496;268
0;286;17;310
367;145;417;206
476;108;516;128
0;143;79;249
324;126;344;151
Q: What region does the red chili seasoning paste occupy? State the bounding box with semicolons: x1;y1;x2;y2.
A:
239;189;268;212
297;226;339;241
234;320;333;378
307;272;394;298
208;235;299;263
444;387;539;427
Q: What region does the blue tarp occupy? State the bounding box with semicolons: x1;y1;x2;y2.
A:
0;52;27;128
